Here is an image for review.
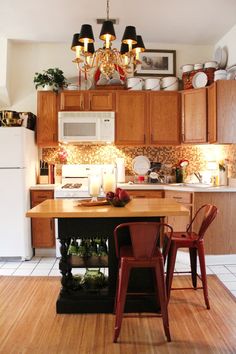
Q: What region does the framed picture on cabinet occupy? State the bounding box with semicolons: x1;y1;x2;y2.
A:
135;49;176;77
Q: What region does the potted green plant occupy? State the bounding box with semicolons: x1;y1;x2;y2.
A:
33;68;67;92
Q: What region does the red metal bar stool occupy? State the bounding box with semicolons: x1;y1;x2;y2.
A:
113;222;173;343
165;204;218;309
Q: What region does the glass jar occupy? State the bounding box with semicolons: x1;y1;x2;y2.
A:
175;167;184;183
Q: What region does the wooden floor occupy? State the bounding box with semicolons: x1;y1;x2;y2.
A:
0;276;235;354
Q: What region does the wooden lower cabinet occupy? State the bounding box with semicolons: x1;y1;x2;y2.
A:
194;192;236;254
30;190;55;248
164;190;193;231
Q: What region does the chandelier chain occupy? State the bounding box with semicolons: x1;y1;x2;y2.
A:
106;0;110;20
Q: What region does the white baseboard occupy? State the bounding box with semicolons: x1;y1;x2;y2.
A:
177;251;236;266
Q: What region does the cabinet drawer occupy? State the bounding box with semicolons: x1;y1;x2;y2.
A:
127;190;164;199
31;190;54;206
165;190;192;204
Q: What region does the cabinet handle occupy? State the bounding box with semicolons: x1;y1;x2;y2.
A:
173;196;182;200
150;134;153;143
134;196;146;198
80;98;84;110
50;219;53;231
144;134;146;143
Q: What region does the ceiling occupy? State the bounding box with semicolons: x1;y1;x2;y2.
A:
1;0;236;45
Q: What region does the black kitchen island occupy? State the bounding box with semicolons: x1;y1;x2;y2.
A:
26;198;189;314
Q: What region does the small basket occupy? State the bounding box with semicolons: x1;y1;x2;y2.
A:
70;255;108;267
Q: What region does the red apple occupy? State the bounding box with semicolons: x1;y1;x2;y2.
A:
119;189;130;202
115;187;122;195
106;191;115;202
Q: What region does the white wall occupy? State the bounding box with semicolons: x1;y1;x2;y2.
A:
0;38;10;106
4;40;213;113
215;24;236;66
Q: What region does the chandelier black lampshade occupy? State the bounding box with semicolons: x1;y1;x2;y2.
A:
132;35;145;52
120;43;129;55
87;43;95;55
79;24;95;43
100;20;116;41
122;26;137;45
71;33;84;51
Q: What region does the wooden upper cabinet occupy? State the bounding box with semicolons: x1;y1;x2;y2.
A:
149;91;180;145
88;91;115;111
115;91;147;145
36;91;58;147
181;87;207;143
215;80;236;143
59;91;86;111
59;90;115;111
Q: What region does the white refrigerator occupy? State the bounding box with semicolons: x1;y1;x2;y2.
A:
0;127;38;260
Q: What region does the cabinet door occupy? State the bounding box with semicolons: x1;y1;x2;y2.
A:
165;190;192;231
194;192;236;254
182;88;207;143
59;91;86;111
149;92;180;145
31;218;55;248
115;91;147;145
31;190;55;248
88;92;115;111
216;81;236;143
37;91;58;147
207;83;217;143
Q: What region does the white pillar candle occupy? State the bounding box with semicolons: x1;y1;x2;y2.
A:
89;175;101;196
103;173;116;193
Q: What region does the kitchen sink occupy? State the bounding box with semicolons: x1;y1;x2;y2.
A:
183;183;212;188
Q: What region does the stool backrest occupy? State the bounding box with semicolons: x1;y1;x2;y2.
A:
114;222;173;260
186;204;218;240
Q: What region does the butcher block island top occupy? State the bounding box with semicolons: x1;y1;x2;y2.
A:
26;198;189;218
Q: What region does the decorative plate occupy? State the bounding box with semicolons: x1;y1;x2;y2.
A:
132;155;151;175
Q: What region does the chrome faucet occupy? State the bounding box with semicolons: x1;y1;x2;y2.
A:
194;172;202;183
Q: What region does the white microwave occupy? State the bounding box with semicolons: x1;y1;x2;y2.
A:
58;111;115;143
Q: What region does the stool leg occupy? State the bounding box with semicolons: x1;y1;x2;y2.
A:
155;259;171;342
113;260;130;343
197;241;210;309
189;247;197;289
113;260;120;314
166;242;178;301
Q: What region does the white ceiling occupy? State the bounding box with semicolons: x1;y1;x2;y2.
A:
1;0;236;45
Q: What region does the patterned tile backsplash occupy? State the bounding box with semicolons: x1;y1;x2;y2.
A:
42;144;236;178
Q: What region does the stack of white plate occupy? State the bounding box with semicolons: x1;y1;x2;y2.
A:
214;70;227;81
226;65;236;80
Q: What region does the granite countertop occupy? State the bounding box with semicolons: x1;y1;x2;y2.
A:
30;183;236;192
